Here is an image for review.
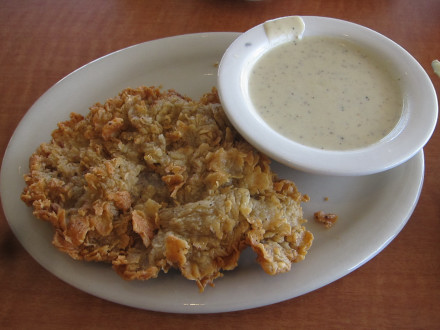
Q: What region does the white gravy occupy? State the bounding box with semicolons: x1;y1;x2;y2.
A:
248;36;403;150
263;16;305;44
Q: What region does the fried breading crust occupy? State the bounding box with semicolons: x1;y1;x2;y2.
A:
21;86;313;291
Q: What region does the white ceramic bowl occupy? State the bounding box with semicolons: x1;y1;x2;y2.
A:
217;16;438;176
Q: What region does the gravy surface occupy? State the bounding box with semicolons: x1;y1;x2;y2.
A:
248;36;403;150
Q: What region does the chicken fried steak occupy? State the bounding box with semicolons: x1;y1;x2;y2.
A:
21;86;313;291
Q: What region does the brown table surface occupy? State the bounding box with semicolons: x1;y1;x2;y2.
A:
1;0;439;328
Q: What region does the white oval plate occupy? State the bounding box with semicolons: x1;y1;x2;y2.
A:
218;16;437;176
0;33;424;313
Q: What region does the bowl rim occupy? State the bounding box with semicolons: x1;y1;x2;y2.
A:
217;16;438;176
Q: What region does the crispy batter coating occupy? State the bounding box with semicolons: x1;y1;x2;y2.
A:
21;86;313;291
314;210;338;228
